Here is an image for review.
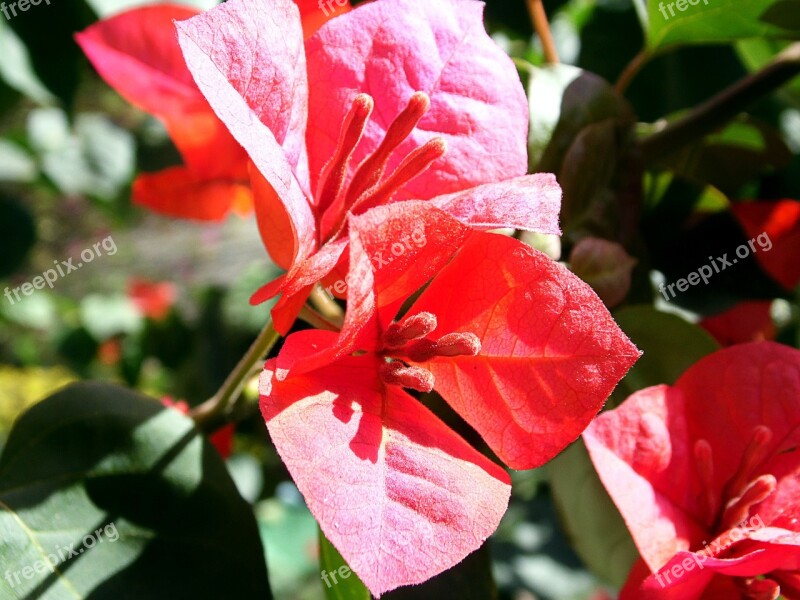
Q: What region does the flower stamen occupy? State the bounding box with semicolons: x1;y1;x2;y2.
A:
722;425;773;502
316;94;374;216
383;312;438;348
379;362;435;393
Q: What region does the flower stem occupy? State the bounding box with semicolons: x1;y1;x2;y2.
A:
191;319;280;433
639;42;800;165
526;0;559;65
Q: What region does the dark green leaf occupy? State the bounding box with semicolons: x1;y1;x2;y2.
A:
0;382;272;599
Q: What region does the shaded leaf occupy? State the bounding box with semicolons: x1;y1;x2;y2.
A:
0;382;271;599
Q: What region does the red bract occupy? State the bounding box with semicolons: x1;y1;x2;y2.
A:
127;278;177;321
732;199;800;291
175;0;562;334
260;203;640;596
584;342;800;600
75;1;342;221
700;300;776;346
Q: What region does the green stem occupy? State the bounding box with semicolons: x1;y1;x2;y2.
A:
639;42;800;165
191;319;280;433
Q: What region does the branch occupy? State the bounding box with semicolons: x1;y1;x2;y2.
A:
191;319;280;433
639;42;800;165
526;0;559;64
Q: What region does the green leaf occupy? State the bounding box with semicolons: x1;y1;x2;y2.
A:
610;305;720;404
645;0;797;51
0;382;272;598
548;440;639;588
319;528;370;600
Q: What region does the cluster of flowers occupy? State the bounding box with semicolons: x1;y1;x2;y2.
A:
77;0;800;598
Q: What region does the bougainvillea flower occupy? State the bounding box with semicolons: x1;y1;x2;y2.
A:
584;342;800;599
162;397;235;458
260;203;639;596
75;1;347;221
175;0;562;334
731;199;800;292
699;300;776;346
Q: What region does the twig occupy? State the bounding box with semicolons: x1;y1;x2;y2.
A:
191;319;280;432
526;0;559;65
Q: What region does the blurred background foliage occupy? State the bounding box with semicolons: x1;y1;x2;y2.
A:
0;0;798;599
